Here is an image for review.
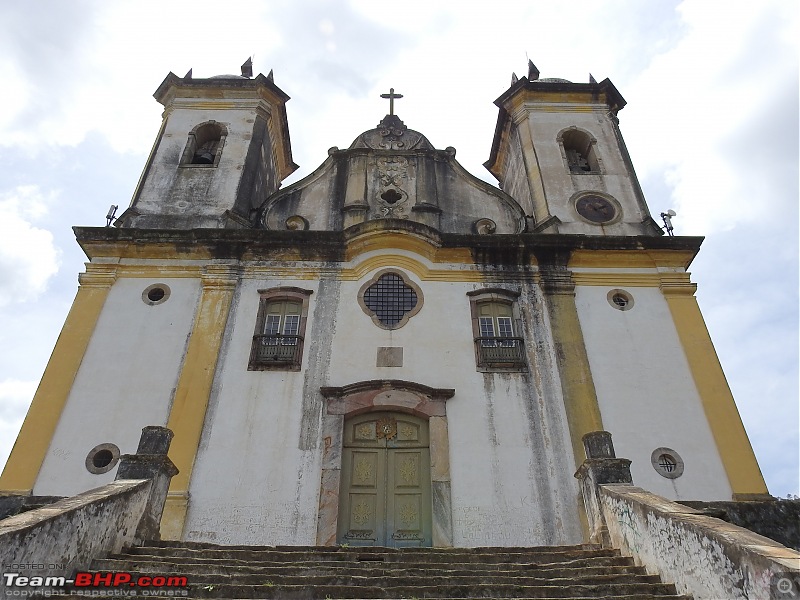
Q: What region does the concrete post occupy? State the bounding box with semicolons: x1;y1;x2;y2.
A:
575;430;633;545
115;426;178;543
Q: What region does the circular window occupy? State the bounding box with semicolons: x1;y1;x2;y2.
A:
575;194;618;224
142;283;171;306
358;270;423;330
85;443;121;475
651;447;684;479
607;289;634;311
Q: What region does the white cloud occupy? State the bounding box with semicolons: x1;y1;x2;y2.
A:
623;0;798;235
0;186;61;306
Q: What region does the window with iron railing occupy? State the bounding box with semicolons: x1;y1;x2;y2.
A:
468;290;527;371
249;289;312;371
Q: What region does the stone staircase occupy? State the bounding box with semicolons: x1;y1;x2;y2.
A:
84;541;692;599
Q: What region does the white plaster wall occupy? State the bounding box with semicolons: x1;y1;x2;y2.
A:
575;283;733;501
183;278;322;546
34;277;201;496
328;270;583;547
184;262;584;547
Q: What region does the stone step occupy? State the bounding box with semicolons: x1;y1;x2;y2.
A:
82;543;691;599
150;540;603;553
122;545;621;564
81;567;663;588
132;582;683;599
94;555;645;578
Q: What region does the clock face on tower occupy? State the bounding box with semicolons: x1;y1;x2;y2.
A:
575;194;617;223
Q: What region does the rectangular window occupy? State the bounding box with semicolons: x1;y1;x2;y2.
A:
469;293;526;372
249;289;312;371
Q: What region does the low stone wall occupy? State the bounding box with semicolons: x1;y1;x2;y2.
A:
600;484;800;600
679;498;800;551
0;479;151;580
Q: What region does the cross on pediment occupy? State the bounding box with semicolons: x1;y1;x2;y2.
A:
380;87;403;115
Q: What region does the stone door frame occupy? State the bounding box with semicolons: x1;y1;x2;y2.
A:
317;380;455;547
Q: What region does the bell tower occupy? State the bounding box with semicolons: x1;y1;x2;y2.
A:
485;64;662;236
117;70;297;229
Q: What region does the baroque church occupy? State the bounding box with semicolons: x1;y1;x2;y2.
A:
0;63;769;549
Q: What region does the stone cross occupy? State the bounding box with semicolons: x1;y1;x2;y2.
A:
380;87;403;115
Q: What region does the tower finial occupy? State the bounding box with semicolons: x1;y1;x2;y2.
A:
241;57;253;78
528;60;540;81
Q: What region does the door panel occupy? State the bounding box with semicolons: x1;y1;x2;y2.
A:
337;412;431;547
387;448;431;547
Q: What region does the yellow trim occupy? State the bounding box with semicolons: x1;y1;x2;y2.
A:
661;282;769;497
161;265;239;539
569;249;696;270
541;278;604;468
0;265;117;493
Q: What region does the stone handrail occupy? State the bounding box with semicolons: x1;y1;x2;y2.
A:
0;426;177;581
599;484;800;600
576;430;800;600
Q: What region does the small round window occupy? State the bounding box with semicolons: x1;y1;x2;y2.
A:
358;271;423;330
85;443;121;475
142;283;171;306
651;447;684;479
607;289;634;311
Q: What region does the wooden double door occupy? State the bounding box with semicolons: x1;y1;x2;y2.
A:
337;412;432;547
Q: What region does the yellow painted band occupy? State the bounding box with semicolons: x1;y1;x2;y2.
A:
0;267;116;493
662;283;769;497
161;267;238;539
542;286;604;467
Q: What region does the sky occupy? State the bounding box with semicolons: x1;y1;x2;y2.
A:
0;1;797;497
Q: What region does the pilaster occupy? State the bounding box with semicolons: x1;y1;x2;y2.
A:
537;255;604;469
660;280;769;499
161;264;240;539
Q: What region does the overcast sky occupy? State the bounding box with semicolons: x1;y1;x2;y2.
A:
0;1;797;497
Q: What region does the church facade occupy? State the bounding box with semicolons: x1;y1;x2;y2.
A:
0;66;769;548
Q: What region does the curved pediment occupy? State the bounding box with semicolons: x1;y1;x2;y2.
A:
257;115;525;235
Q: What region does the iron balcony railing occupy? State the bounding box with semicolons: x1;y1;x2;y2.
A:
251;334;303;365
475;337;525;366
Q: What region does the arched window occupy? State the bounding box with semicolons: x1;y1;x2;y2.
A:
180;121;227;167
559;128;600;174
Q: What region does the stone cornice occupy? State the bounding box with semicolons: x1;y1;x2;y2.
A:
74;226;703;269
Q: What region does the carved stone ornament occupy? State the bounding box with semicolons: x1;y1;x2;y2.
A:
474;218;497;235
285;215;309;231
378;156;408;187
373;187;410;220
375;416;397;440
349;115;433;151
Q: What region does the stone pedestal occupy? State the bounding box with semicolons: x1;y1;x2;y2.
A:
116;426;178;543
575;431;632;545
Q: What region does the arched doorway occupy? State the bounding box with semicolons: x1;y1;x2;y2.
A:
337;412;431;547
317;380;455;547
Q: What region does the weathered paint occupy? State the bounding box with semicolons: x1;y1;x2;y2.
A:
162;266;238;539
600;484;800;600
